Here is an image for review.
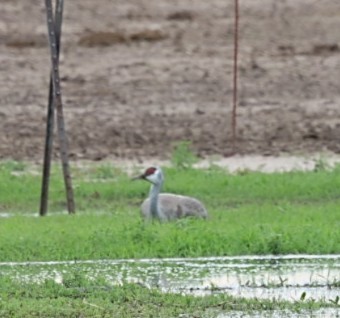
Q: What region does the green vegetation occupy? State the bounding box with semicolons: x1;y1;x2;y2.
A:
0;275;337;318
171;140;199;169
0;160;339;261
0;159;339;317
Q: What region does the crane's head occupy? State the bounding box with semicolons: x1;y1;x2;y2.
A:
132;166;163;185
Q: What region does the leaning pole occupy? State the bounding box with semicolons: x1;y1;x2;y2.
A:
40;0;75;215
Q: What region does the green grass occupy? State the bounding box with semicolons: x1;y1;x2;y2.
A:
0;160;339;261
0;160;339;317
1;203;339;261
0;275;337;318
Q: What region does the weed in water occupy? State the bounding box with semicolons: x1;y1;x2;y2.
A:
0;276;337;318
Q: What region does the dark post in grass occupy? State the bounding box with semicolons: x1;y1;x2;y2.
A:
40;0;62;216
40;0;75;215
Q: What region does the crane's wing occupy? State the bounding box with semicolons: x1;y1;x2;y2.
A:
159;194;208;220
140;193;208;221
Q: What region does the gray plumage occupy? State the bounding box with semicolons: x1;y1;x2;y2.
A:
133;166;208;221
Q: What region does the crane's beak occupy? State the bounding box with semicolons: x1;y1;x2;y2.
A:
131;173;145;181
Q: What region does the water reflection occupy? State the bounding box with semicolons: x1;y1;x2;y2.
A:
0;255;339;302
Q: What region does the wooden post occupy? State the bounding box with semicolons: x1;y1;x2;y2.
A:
43;0;75;214
40;0;64;216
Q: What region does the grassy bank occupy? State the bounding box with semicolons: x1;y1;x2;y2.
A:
0;160;339;261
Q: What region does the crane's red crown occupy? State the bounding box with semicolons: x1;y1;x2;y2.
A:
144;167;157;176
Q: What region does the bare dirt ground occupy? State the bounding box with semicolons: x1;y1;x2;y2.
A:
1;0;340;162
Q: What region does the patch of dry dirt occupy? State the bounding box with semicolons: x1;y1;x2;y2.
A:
0;0;340;162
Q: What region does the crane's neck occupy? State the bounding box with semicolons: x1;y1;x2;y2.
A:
149;181;162;219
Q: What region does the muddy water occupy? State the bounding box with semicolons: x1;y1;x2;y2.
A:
0;255;339;303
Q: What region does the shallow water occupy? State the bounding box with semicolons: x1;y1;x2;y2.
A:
1;255;339;303
215;308;339;318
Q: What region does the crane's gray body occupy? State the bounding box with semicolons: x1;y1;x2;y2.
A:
135;166;208;221
140;193;208;221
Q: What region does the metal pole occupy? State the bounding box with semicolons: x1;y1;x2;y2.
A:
40;0;64;216
44;0;75;214
231;0;239;153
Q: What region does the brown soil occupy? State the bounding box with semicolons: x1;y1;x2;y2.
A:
1;0;340;162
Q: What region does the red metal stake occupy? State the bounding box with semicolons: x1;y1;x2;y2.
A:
231;0;239;154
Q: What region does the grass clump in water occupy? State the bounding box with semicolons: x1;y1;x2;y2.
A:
0;275;337;318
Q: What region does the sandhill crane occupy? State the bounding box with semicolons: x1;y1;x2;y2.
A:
133;166;208;221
